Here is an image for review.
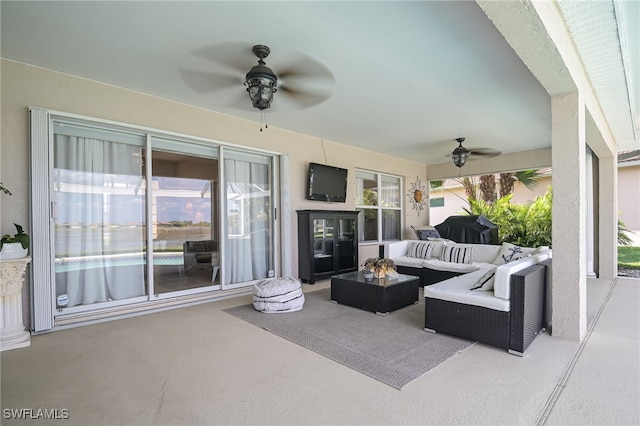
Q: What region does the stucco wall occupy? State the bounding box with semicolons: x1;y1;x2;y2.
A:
618;163;640;230
1;59;428;324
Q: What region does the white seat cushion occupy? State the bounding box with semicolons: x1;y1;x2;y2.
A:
423;259;480;273
424;270;510;312
393;255;428;268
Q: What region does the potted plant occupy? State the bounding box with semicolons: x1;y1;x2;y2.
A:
362;257;397;279
0;224;30;259
0;182;29;260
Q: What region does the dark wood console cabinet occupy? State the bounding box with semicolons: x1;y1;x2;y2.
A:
297;210;360;284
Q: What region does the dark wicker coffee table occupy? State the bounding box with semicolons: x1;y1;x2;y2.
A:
330;271;420;316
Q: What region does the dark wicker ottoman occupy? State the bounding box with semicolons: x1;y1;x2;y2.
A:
331;271;420;316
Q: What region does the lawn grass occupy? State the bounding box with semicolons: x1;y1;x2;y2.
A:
618;246;640;269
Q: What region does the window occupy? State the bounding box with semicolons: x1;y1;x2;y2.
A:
430;197;445;207
355;170;402;242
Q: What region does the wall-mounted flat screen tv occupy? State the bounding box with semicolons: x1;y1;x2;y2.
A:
307;162;348;203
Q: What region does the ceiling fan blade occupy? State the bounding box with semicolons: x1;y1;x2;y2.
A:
190;42;255;74
468;148;501;158
279;85;332;108
180;69;242;94
182;44;334;111
278;66;334;84
277;51;335;84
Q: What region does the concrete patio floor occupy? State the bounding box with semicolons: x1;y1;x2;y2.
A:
1;276;638;425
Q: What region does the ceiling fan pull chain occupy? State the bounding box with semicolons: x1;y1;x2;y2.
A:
259;111;268;132
259;110;269;132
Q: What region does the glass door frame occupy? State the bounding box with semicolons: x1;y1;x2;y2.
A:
146;135;222;300
49;119;150;316
219;146;280;290
30;108;283;331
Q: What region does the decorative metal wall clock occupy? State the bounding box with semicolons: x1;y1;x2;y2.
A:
407;177;427;216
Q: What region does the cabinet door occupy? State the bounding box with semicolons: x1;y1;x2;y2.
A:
335;216;357;272
312;217;335;275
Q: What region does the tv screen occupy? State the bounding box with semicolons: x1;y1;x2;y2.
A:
307;163;348;203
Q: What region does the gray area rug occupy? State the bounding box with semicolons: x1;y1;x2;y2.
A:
224;288;475;389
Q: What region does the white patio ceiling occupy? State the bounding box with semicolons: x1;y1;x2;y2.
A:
1;1;637;164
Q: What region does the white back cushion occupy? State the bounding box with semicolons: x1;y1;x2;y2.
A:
428;240;447;258
494;250;552;300
385;240;410;258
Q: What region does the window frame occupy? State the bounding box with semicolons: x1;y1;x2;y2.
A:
355;168;403;243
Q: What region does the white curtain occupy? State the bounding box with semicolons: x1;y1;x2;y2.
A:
381;176;401;240
382;210;400;240
224;157;271;285
54;133;145;307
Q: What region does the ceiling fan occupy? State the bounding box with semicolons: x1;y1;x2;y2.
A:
451;137;501;167
180;43;334;112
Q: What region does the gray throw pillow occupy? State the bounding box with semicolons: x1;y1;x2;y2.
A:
470;267;497;291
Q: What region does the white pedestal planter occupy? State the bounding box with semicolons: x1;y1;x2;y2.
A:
0;256;31;351
0;243;28;260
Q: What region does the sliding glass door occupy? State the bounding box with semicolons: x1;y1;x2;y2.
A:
223;150;274;287
53;122;147;309
37;113;278;324
149;138;219;295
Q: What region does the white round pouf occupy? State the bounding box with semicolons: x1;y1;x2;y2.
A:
253;276;304;313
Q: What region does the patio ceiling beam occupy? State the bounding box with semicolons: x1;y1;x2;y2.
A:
477;0;617;158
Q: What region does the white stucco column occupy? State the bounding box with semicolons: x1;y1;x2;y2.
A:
598;154;618;280
551;92;587;341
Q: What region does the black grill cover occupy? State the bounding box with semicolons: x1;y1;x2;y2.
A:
434;215;498;245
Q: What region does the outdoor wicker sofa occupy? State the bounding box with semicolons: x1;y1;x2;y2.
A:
385;239;552;355
424;263;548;355
385;239;550;287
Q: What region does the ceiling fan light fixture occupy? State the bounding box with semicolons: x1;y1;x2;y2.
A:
245;45;278;111
452;138;469;168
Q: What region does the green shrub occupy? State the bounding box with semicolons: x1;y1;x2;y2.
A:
466;187;552;247
464;187;632;250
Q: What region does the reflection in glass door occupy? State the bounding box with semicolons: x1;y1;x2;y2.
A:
149;143;219;295
223;150;273;286
53;123;147;310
